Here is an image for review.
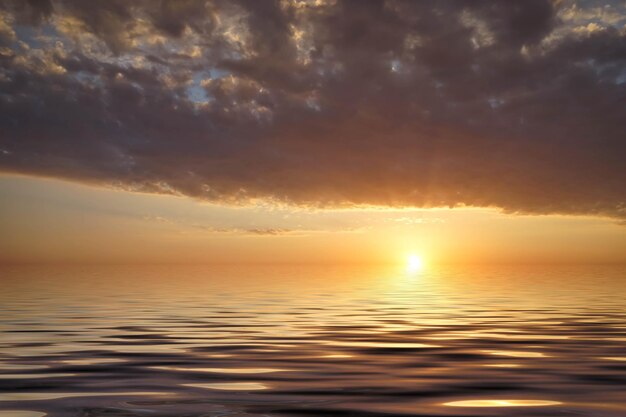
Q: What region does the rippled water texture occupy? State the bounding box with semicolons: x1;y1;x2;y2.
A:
1;264;626;416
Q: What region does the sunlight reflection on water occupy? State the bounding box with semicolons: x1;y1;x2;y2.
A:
183;382;269;390
0;264;625;417
0;411;46;417
443;399;561;407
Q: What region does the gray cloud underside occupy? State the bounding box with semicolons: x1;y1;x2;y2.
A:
0;0;624;218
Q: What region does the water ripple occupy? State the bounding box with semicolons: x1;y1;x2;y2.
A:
1;264;625;417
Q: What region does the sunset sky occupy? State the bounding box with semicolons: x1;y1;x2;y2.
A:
1;0;625;264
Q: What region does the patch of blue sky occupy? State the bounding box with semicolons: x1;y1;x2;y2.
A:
209;67;230;79
186;71;212;104
13;22;66;50
74;71;104;88
186;69;232;104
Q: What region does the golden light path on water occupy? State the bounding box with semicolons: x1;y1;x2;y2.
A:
481;350;550;358
1;263;625;416
183;382;269;391
151;366;288;373
0;392;168;401
443;399;562;407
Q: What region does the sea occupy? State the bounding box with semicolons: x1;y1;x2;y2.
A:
1;264;625;416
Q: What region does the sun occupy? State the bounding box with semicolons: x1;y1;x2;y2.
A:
406;254;424;272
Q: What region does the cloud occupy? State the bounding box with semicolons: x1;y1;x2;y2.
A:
141;214;352;236
0;0;624;219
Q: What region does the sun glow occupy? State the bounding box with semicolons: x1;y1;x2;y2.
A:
406;254;424;273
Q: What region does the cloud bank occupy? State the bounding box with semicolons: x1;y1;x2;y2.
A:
0;0;624;218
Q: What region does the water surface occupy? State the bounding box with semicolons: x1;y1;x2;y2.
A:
1;264;625;416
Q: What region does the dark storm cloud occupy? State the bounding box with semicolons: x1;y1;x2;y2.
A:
0;0;624;218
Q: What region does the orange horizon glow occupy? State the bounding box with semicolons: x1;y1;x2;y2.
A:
1;174;626;265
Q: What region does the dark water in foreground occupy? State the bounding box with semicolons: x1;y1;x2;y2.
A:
1;264;625;417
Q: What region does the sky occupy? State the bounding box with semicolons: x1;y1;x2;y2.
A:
0;0;625;264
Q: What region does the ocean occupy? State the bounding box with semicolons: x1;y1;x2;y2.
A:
1;264;625;416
